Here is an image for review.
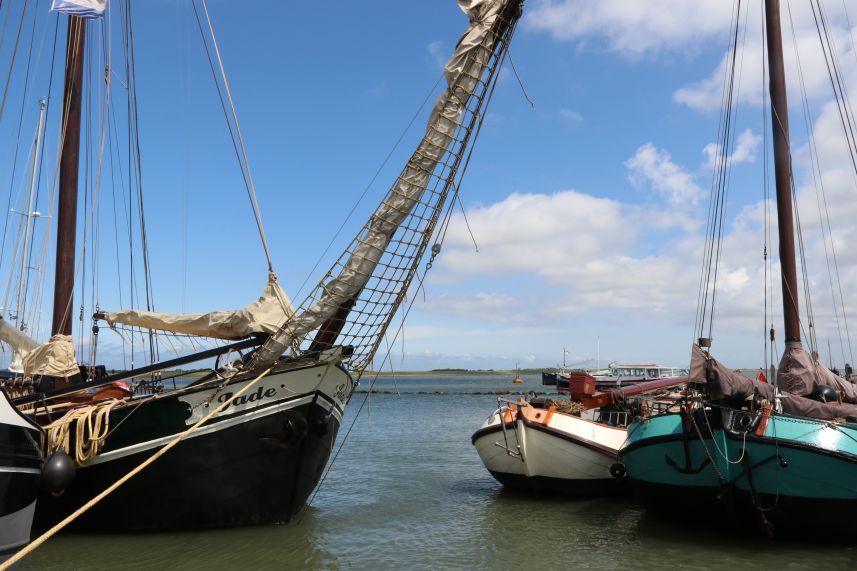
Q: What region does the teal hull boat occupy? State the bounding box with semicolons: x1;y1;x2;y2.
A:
623;404;857;537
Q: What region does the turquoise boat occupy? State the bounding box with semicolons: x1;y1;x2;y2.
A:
623;0;857;538
624;397;857;536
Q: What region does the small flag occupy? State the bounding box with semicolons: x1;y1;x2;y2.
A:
51;0;107;19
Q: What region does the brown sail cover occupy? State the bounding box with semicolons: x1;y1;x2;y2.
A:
692;343;857;421
690;344;773;402
777;342;857;402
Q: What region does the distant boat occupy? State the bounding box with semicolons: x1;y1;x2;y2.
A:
472;375;686;494
541;347;570;385
556;362;687;392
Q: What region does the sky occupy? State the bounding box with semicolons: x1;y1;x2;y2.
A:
2;0;857;373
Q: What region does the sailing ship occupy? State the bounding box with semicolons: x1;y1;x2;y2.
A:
0;0;525;539
622;0;857;538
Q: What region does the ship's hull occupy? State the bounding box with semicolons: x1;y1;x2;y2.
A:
0;389;42;560
623;407;857;537
33;359;352;531
472;404;628;495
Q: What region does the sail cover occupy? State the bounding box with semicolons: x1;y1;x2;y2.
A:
22;334;80;377
248;0;515;368
102;274;294;341
690;344;774;402
778;342;857;403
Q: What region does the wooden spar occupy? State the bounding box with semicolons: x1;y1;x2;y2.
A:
579;376;688;410
307;296;357;354
51;15;85;337
765;0;801;344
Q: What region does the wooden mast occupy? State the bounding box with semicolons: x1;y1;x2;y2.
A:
51;16;85;338
764;0;801;344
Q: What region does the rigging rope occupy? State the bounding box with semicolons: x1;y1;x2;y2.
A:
190;0;273;273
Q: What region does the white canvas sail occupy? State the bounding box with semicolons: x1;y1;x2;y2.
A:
102;274;294;341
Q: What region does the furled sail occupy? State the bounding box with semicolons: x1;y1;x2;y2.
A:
22;334;80;377
693;343;857;420
777;342;857;403
102;274;294;341
247;0;521;371
0;319;80;377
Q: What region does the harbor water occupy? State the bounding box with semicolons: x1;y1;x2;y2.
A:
24;374;857;570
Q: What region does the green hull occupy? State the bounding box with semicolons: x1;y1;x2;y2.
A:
622;406;857;536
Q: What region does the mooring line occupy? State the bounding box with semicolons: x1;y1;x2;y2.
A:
1;366;273;570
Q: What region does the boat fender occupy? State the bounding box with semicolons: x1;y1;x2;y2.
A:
41;449;76;494
609;462;627;479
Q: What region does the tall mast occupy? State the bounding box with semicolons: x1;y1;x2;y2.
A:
51;16;85;337
764;0;801;344
15;98;48;332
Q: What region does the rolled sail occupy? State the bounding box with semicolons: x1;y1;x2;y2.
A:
0;318;40;355
21;334;80;377
102;274;294;341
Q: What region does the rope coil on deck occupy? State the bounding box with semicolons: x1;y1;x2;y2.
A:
549;399;587;415
42;399;122;466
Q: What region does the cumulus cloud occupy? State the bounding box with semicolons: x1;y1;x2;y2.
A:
703;128;761;169
626;143;704;207
524;0;732;57
524;1;857;114
672;3;857;111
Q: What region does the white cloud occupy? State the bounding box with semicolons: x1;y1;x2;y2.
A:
524;0;732;57
626;143;704;207
703;128;761;169
672;3;857;111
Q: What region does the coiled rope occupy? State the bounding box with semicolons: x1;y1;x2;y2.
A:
42;399;122;466
0;366;272;570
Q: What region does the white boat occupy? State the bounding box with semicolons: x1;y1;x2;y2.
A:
472;397;630;494
472;376;686;494
558;362;687;391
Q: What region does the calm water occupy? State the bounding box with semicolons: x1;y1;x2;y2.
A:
23;374;857;570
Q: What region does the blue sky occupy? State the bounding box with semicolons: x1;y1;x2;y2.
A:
2;1;857;372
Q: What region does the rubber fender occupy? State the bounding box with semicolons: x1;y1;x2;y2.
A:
609;462;627;479
41;449;76;494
